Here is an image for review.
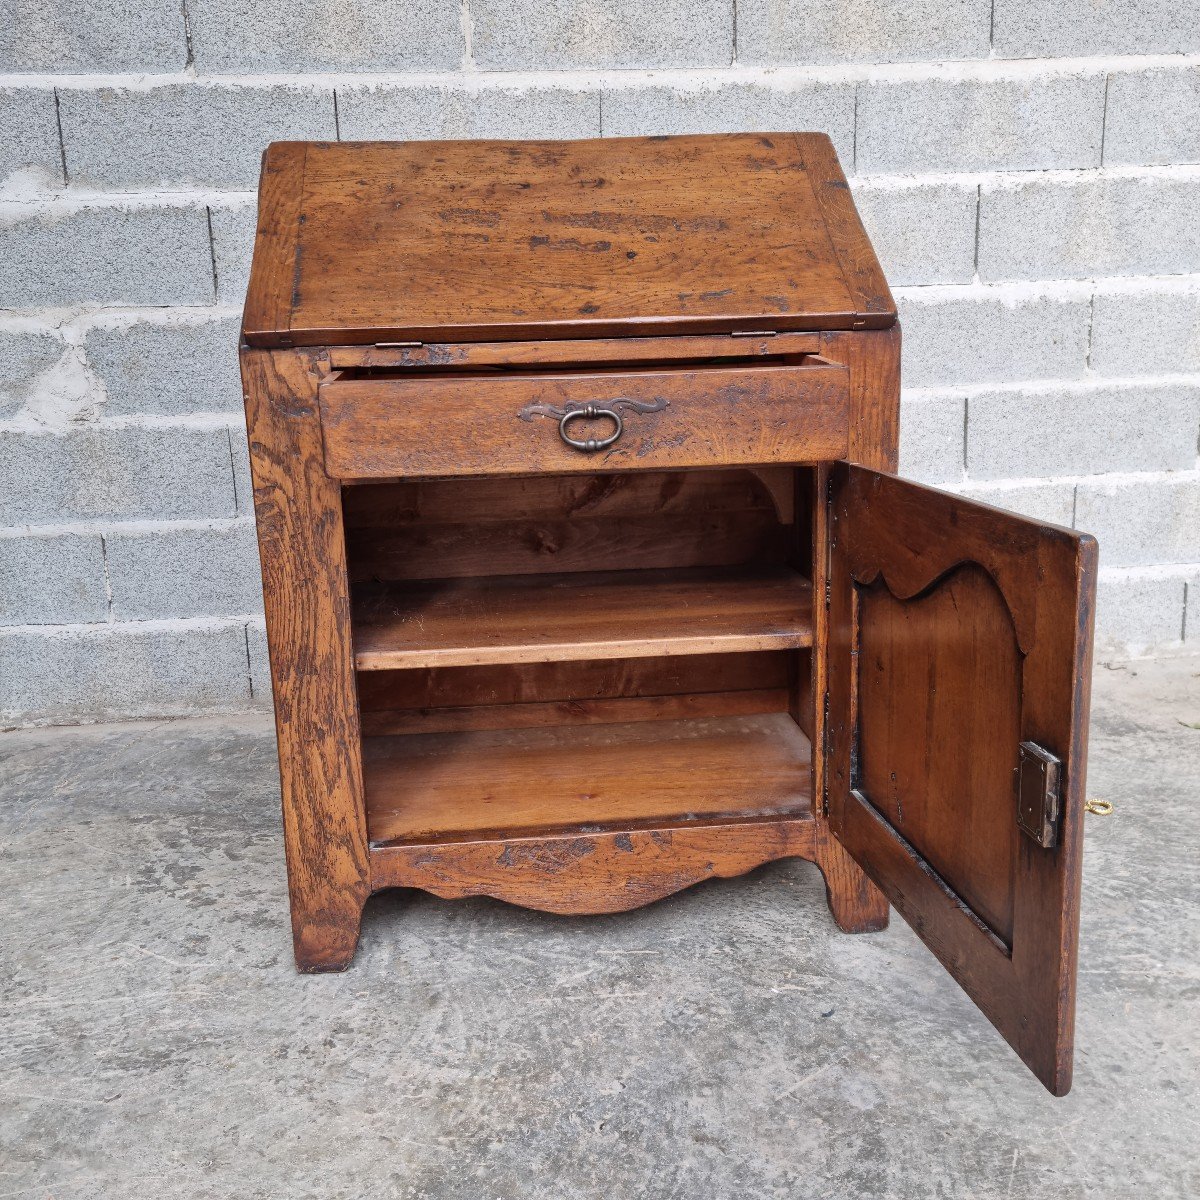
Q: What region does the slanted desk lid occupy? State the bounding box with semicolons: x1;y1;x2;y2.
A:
243;133;896;348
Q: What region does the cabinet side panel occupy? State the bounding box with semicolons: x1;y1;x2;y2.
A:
241;346;370;971
820;326;901;472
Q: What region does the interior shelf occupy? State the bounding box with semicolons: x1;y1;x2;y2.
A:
364;713;813;846
352;565;813;671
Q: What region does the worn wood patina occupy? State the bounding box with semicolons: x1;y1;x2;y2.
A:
242;133;1096;1095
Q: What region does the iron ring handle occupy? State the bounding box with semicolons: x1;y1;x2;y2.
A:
558;404;623;453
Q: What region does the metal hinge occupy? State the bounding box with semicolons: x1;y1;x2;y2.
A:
821;691;830;812
1016;741;1062;849
375;341;423;348
825;472;835;595
731;329;777;337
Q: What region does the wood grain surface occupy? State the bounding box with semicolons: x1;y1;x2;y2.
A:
342;468;794;583
326;331;821;370
243;133;895;347
819;326;901;472
352;565;814;670
319;361;849;479
359;688;791;736
240;139;1095;1090
356;650;792;713
363;713;813;844
827;463;1097;1094
240;346;370;972
242;143;306;346
369;818;821;914
367;811;888;926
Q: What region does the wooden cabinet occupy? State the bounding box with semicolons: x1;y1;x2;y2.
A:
240;134;1097;1096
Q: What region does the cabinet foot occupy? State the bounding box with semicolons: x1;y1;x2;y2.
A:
815;830;889;934
291;900;365;972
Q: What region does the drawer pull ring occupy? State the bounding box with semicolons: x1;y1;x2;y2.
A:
518;396;670;454
559;404;623;453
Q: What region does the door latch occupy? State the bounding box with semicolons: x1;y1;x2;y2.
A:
1016;741;1062;849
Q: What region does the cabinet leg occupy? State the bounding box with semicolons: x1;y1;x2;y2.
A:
815;831;889;934
243;347;373;976
290;893;366;973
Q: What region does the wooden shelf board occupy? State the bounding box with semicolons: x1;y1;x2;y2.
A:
364;712;813;846
352;565;813;671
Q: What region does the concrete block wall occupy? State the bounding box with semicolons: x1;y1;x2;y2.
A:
1;5;1198;725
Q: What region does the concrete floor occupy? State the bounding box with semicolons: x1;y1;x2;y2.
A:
2;659;1198;1199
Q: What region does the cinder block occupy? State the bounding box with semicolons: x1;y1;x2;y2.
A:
471;0;731;69
979;174;1200;282
1074;476;1200;567
0;0;186;72
86;316;243;417
737;0;990;64
600;81;854;164
106;524;263;620
898;393;964;484
209;203;256;307
966;384;1200;480
338;83;600;142
856;72;1104;174
187;0;461;71
993;0;1199;58
898;289;1090;389
1090;284;1200;377
1094;571;1186;655
0;203;213;308
0;624;252;724
1105;68;1200;167
955;480;1075;527
0;428;238;525
853;181;977;286
58;83;335;192
0;87;63;189
0;326;64;418
0;535;108;625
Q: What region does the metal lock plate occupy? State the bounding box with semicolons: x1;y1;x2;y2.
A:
1016;741;1062;849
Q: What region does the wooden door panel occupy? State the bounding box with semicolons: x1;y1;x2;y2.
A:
856;565;1022;947
828;464;1097;1094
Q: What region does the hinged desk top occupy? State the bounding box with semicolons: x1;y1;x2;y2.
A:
242;133;895;348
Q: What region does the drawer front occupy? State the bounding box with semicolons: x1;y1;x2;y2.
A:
318;361;849;480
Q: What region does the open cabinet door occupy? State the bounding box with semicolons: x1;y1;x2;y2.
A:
827;464;1097;1095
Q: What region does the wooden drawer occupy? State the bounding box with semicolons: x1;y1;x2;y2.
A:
318;359;850;480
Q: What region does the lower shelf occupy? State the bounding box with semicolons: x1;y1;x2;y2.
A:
363;712;813;846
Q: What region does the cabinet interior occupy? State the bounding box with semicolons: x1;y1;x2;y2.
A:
342;466;818;846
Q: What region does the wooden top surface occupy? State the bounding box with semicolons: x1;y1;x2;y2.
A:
243;133;895;347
